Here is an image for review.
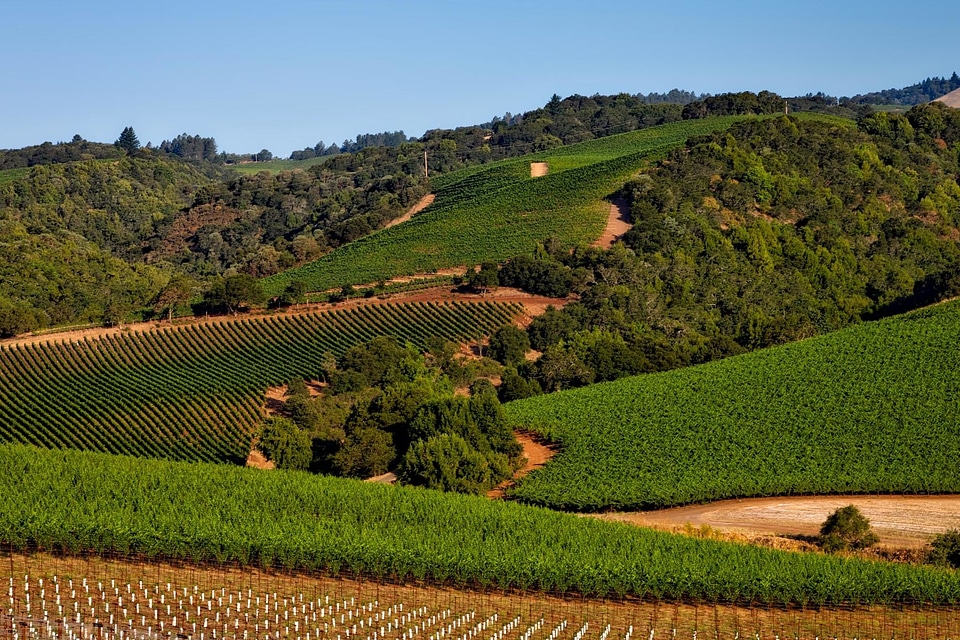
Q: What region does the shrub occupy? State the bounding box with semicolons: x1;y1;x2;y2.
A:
819;505;879;552
257;417;312;471
928;529;960;568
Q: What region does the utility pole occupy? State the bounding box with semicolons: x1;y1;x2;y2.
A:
784;100;788;115
423;149;429;179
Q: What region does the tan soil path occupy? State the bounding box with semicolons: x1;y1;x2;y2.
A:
530;162;549;177
596;495;960;548
592;197;631;248
487;431;557;499
3;286;567;348
384;193;435;229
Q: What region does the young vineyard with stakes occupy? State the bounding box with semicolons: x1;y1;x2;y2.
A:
0;301;520;464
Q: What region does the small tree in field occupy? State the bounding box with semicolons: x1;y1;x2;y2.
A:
819;505;879;552
257;417;312;471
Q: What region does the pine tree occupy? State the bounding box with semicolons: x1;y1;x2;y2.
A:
115;126;140;153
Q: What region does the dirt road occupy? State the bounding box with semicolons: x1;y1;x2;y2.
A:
592;198;631;248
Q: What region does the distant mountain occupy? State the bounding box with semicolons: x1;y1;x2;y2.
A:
936;87;960;108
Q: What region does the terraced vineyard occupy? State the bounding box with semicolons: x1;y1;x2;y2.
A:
4;443;960;608
263;117;748;297
504;301;960;511
0;302;520;464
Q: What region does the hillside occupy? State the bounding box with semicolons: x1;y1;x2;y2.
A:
262;117;745;296
937;86;960;108
504;299;960;511
4;442;960;607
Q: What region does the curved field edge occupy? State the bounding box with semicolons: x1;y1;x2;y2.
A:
262;118;752;297
3;443;960;607
503;301;960;512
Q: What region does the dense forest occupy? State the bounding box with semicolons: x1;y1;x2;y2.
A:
490;103;960;397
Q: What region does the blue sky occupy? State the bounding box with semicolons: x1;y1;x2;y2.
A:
2;0;958;156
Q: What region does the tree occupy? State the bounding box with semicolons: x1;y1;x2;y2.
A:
488;324;530;365
115;127;140;153
279;280;308;307
153;274;196;321
467;262;499;294
255;149;273;162
928;529;960;568
204;274;266;314
819;505;879;552
399;432;508;494
257;417;312;470
331;427;395;478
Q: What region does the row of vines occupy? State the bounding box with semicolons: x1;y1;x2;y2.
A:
262;117;751;297
0;302;520;464
504;300;960;511
3;442;960;607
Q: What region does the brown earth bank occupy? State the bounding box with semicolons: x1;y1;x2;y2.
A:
487;432;557;499
596;495;960;550
383;193;436;229
935;87;960;108
3;286;568;349
592;198;631;249
5;551;960;640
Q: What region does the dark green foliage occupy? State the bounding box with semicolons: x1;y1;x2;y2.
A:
115;126;140;153
400;433;510;494
819;505;880;553
929;529;960;569
6;442;960;606
203;274;266;313
257;417;312;471
488;325;530;365
0;137;123;171
332;427;395;478
498;367;542;402
332;336;415;391
505;301;960;511
467;262;499;293
531;345;595;392
498;255;573;297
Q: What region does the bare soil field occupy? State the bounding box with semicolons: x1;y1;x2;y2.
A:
5;551;959;640
597;495;960;549
592;198;631;249
530;162;549;177
935;87;960;108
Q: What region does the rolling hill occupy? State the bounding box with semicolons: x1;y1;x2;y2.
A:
504;300;960;511
261;117;746;297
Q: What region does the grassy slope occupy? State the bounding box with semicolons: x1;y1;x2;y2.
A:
4;442;960;606
227;156;330;175
504;300;960;511
262;117;747;297
0;167;30;186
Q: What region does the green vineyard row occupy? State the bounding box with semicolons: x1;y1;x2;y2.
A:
263;117;749;297
0;301;520;464
504;300;960;511
3;442;960;607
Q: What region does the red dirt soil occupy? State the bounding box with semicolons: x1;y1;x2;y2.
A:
592;198;631;249
487;431;557;499
596;495;960;549
3;287;567;349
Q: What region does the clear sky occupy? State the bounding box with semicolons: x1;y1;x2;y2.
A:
2;0;958;157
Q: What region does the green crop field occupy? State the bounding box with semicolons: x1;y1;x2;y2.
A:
0;166;31;186
227;156;330;175
0;301;519;464
3;442;960;607
262;117;754;297
504;300;960;511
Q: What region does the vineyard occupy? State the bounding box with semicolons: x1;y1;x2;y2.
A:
5;553;960;640
262;117;753;297
4;443;960;609
503;300;960;511
0;301;520;464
